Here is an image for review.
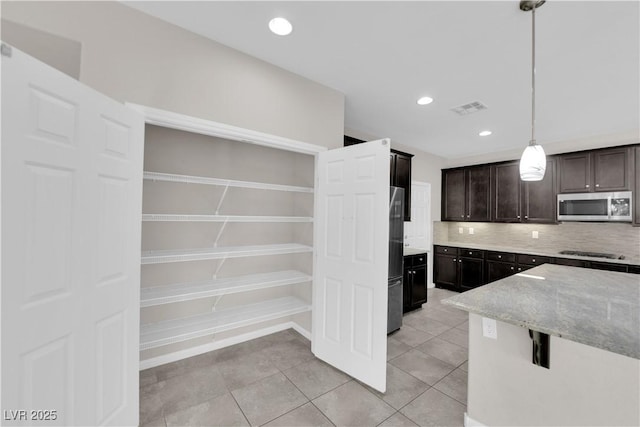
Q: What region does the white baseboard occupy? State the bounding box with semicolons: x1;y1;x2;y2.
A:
139;321;308;370
290;322;311;340
464;413;487;427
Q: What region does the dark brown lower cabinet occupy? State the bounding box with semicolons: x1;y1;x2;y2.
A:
403;253;428;313
436;245;640;292
486;261;516;283
434;246;486;292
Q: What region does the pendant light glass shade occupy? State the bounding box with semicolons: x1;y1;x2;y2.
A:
519;0;546;182
519;142;546;181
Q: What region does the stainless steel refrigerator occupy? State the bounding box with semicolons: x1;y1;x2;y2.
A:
388;186;404;334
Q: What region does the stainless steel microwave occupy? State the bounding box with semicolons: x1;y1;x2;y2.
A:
557;191;632;222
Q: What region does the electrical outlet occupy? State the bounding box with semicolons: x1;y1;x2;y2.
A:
458;227;463;234
482;317;497;339
469;227;474;235
532;230;539;239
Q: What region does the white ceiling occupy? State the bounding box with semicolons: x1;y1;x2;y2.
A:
124;1;639;159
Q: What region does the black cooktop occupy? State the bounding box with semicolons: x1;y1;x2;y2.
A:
559;250;625;260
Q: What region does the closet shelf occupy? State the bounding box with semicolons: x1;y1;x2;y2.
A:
140;296;311;350
144;171;314;193
141;243;313;265
141;270;312;307
142;214;313;223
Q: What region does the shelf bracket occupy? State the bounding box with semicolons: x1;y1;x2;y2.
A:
212;257;227;280
529;329;550;369
213;220;228;248
214;183;230;215
211;295;224;312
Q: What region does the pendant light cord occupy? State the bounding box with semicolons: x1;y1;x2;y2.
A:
531;4;536;145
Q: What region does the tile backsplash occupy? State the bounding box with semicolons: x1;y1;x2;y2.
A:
433;221;640;263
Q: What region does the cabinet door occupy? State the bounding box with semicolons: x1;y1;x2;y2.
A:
459;258;484;291
394;153;412;221
467;165;491;221
523;158;557;223
492;162;521;222
442;169;466;221
593;147;630;191
559;152;591;192
410;265;428;308
402;263;412;313
390;153;396;186
486;261;516;283
434;254;458;289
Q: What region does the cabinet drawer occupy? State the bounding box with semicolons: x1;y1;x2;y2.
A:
459;248;485;259
590;262;628;272
435;246;457;255
628;265;640;275
408;253;427;266
516;254;551;266
486;251;515;263
554;257;590;268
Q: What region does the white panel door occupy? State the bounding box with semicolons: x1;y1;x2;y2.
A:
1;45;143;426
312;139;390;392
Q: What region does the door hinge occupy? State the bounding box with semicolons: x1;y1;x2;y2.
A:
1;44;13;58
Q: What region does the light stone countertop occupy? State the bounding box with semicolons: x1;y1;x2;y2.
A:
433;240;640;266
442;264;640;359
403;246;429;256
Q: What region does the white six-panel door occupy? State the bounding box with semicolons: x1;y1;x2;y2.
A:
312;139;390;393
1;45;143;426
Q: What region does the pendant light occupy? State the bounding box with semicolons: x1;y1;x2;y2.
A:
519;0;546;181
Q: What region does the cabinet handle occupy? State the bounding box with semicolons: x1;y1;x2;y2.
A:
419;258;423;262
466;215;470;218
453;258;457;262
532;259;536;263
498;255;502;259
525;215;528;219
517;215;521;219
461;215;464;218
469;251;472;255
458;259;462;263
510;267;514;270
586;184;590;188
444;248;448;252
595;184;600;187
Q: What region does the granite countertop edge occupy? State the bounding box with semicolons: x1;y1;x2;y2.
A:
442;298;638;360
433;240;640;266
441;264;640;360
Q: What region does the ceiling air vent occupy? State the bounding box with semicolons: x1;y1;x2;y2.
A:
450;101;488;116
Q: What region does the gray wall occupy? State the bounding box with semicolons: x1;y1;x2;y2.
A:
467;313;640;426
1;1;345;149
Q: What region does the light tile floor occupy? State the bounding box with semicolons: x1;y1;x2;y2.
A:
139;288;467;426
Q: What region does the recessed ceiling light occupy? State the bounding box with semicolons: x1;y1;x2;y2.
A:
479;130;492;137
417;96;434;105
269;17;293;36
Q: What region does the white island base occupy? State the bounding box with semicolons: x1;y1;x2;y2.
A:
465;313;640;426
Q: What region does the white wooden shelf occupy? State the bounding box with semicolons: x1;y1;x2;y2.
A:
141;243;313;265
144;171;314;193
142;214;313;223
141;270;312;308
140;296;311;350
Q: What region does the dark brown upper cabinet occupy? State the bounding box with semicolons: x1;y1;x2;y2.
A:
345;135;413;221
492;158;557;223
441;165;491;222
559;146;632;193
391;151;413;221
